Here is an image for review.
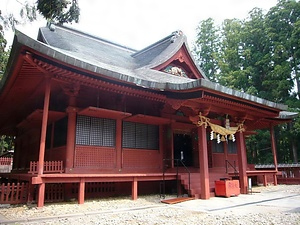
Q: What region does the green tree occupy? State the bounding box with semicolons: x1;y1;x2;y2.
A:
194;0;300;163
193;18;220;82
218;19;246;90
0;11;9;80
37;0;80;24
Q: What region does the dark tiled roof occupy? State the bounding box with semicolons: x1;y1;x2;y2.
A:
255;163;300;168
38;26;137;69
132;31;183;68
4;24;289;111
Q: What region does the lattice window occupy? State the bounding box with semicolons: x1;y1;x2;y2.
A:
228;141;237;154
90;117;103;146
122;121;135;148
135;123;148;149
103;119;115;147
122;121;159;150
147;124;159;149
212;139;224;153
76;115;116;147
76;115;91;145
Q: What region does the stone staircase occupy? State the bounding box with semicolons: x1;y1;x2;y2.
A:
179;167;231;198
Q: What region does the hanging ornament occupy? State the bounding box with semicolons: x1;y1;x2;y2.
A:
231;134;235;142
210;131;214;140
221;135;226;142
217;134;221;143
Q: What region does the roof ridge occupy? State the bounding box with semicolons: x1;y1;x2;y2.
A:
51;23;137;53
132;30;183;57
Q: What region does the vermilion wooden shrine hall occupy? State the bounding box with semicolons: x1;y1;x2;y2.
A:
0;24;295;207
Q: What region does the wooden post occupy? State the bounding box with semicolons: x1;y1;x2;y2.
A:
36;78;51;208
27;182;34;203
263;174;267;186
236;131;248;194
159;125;164;170
38;78;51;175
116;119;122;170
78;178;85;204
198;125;210;199
270;126;278;186
65;107;77;172
37;183;45;208
132;177;138;200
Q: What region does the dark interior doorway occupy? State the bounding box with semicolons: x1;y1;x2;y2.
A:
173;133;193;167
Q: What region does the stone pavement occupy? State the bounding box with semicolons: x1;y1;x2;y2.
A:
174;186;300;215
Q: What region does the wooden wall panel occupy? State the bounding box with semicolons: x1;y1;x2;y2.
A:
123;149;160;169
75;146;116;168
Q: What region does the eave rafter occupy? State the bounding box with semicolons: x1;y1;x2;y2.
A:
30;57;166;103
196;92;279;119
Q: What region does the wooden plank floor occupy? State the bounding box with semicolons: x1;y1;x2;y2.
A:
161;197;194;204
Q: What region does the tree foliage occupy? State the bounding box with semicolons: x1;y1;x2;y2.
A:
37;0;80;24
194;0;300;163
194;18;220;82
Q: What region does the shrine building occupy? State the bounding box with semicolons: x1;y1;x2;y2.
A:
0;24;295;207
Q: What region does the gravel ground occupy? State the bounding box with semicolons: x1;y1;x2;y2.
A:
0;185;299;225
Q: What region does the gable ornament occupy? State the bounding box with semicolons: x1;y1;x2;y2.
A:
164;66;187;77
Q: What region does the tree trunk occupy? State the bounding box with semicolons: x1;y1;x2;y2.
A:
292;140;298;163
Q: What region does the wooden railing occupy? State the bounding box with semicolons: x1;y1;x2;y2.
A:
29;161;64;174
0;182;28;204
0;157;13;165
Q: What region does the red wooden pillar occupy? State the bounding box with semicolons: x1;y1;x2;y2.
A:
37;183;45;208
37;78;51;208
38;78;51;175
132;177;138;200
116;119;122;170
263;174;267;186
65;107;77;173
27;182;34;203
78;178;85;204
236;131;248;194
198;126;210;199
159;125;164;170
270;126;278;186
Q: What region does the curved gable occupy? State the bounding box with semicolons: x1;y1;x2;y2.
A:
154;43;206;79
133;31;207;80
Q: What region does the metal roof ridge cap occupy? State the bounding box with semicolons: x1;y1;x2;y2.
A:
200;79;288;110
52;24;137;53
131;32;177;57
138;34;185;70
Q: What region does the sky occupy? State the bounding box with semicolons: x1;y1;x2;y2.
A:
1;0;278;50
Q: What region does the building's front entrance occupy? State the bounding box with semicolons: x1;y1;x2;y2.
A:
173;133;193;167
